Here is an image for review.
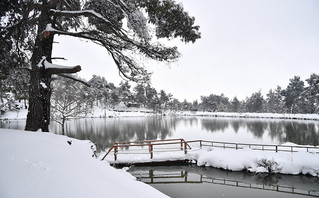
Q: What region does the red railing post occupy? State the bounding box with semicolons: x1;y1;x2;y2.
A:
114;143;118;161
184;141;187;154
181;139;183;150
149;143;153;159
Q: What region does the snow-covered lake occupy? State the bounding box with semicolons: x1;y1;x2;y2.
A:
1;116;319;152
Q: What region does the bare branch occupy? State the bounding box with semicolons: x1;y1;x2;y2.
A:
56;74;91;87
52;57;67;61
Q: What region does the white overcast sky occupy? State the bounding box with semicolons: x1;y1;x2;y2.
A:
52;0;319;102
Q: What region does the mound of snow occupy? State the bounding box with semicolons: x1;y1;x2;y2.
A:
0;129;168;198
189;148;319;176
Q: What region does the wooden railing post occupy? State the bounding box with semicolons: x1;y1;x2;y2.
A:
114;144;118;161
149;143;153;159
184;141;187;154
181;139;183;150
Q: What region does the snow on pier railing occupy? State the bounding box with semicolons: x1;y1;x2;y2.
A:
101;139;191;161
101;139;319;164
186;140;319;154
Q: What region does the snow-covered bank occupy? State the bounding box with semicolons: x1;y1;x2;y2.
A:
189;148;319;177
2;106;319;121
0;109;28;120
0;107;154;120
178;111;319;121
0;129;168;198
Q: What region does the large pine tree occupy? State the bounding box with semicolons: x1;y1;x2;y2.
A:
1;0;200;132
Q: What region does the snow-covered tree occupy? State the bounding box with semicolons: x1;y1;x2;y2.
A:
1;0;200;132
245;91;265;113
230;97;241;112
281;76;304;114
118;81;132;104
265;86;284;113
133;83;146;104
200;94;230;112
88;75;111;107
305;73;319;113
51;76;92;135
145;84;159;110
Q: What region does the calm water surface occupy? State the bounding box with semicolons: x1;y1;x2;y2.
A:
2;116;319;197
129;165;319;198
2;116;318;151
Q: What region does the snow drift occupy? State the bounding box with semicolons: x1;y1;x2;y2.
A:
0;129;168;198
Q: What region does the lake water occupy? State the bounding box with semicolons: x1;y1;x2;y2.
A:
129;165;319;198
2;116;319;152
2;116;319;197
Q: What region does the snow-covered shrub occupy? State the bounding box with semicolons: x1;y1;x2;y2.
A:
255;158;281;174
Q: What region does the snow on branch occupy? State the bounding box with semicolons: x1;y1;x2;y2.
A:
50;9;112;25
43;59;81;75
45;23;64;33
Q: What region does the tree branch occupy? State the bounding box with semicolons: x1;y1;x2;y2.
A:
57;74;91;87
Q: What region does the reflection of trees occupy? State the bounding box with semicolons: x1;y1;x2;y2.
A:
268;121;284;141
197;118;319;146
245;120;268;138
10;117;319;152
50;117;182;152
282;122;319;146
229;119;245;133
201;118;230;132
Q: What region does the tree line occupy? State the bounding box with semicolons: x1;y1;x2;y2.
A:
200;74;319;114
1;72;318;115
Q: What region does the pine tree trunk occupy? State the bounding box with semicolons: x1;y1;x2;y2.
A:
25;4;54;132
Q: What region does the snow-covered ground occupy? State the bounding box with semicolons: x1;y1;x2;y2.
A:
0;129;168;198
0;107;154;120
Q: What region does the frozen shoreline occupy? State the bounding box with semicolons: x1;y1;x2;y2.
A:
1;107;319;121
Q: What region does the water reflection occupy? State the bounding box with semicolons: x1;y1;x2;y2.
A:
50;117;184;151
1;117;319;152
200;118;319;146
129;165;319;198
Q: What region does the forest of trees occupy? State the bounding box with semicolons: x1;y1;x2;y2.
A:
1;72;318;116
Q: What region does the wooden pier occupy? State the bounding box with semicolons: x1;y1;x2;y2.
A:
101;139;319;165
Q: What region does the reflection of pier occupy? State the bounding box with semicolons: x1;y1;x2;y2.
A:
131;167;319;197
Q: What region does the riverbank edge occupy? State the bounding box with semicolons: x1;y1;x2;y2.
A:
1;108;319;121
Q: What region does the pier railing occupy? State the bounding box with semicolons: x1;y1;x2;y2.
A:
101;139;319;162
101;139;191;161
186;140;319;154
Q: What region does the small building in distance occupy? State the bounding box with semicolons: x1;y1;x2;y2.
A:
113;102;153;113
